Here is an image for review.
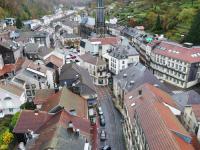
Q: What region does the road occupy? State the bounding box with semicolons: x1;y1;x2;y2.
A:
96;86;126;150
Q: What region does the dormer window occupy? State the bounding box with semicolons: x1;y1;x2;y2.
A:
4;97;12;101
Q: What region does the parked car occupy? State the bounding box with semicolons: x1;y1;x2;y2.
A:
100;115;105;126
97;106;103;115
101;145;111;150
100;130;106;141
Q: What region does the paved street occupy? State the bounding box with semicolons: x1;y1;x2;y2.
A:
96;86;126;150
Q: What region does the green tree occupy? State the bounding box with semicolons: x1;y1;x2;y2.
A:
16;18;23;29
9;112;20;131
153;14;163;34
184;10;200;45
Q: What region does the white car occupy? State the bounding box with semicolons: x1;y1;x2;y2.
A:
98;106;103;115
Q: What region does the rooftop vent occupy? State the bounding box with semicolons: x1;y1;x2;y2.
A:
123;74;127;78
138;90;142;96
129;96;133;99
34;109;39;116
130;80;135;85
131;103;135;107
68;121;73;128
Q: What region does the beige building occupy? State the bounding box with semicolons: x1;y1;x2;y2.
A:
183;104;200;142
150;41;200;88
79;53;108;86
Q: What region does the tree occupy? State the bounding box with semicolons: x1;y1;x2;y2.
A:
2;131;13;145
9;112;20;131
184;10;200;45
16;18;23;29
153;14;163;34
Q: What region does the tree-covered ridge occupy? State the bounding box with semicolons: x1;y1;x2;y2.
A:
110;0;200;42
0;0;53;20
0;0;92;20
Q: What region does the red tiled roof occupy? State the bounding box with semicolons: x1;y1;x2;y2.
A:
192;104;200;122
25;110;95;150
0;58;25;77
33;89;55;105
41;88;88;118
13;110;53;133
124;83;194;150
153;41;200;63
89;36;121;45
45;55;63;68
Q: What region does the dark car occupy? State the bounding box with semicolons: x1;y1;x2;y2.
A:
101;145;111;150
100;130;106;141
100;115;105;126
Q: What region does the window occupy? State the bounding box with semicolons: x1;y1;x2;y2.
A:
122;61;125;64
9;108;13;112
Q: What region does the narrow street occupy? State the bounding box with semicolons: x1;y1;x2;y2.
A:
96;86;126;150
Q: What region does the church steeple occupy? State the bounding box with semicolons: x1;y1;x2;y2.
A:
96;0;106;37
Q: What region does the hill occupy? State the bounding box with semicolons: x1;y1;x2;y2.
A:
109;0;200;42
0;0;91;20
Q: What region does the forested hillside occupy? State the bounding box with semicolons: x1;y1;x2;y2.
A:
110;0;200;42
0;0;91;20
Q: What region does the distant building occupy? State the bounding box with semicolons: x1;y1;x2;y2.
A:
79;16;95;38
123;83;193;150
79;53;109;86
150;41;200;88
80;36;121;56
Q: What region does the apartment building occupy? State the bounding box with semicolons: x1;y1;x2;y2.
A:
123;83;194;150
79;53;109;86
113;62;170;106
183;104;200;142
150;41;200;88
107;44;139;75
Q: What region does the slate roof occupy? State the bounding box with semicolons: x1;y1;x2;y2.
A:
114;62;170;93
24;43;39;54
109;44;139;59
80;17;95;27
79;53;106;66
59;63;96;96
124;83;194;150
172;90;200;112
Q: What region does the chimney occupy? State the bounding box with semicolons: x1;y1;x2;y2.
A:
123;74;127;78
138;90;142;96
75;129;80;136
68;121;74;132
34;109;39;116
